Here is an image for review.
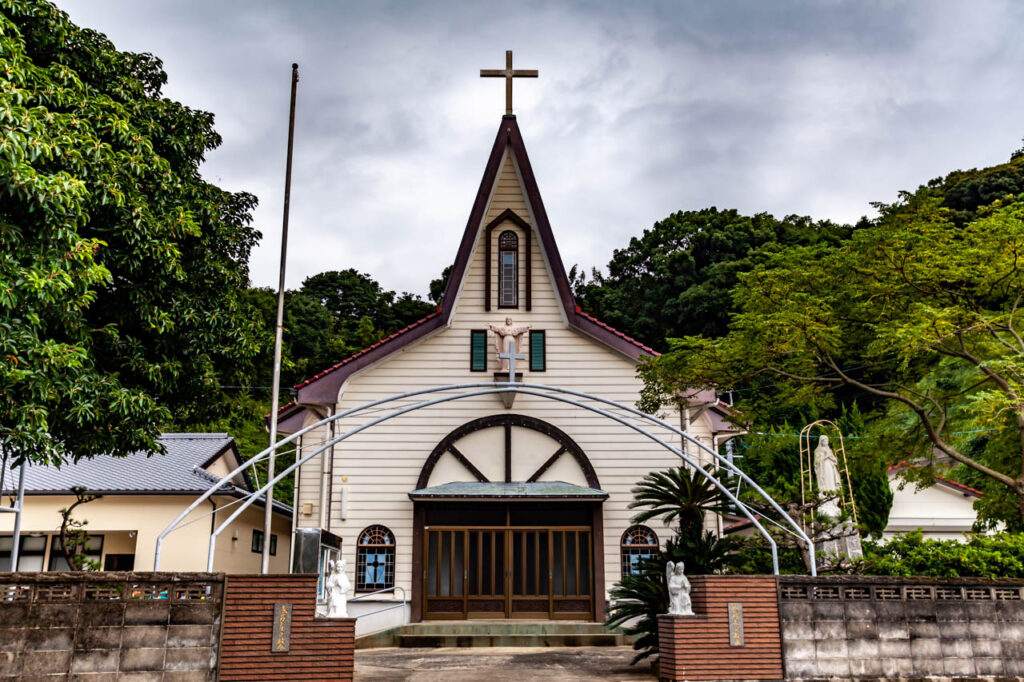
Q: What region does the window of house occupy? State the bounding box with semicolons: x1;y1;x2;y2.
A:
251;529;277;556
470;330;488;371
529;330;546;372
498;230;518;308
48;535;103;571
356;525;396;592
0;534;51;572
620;525;659;577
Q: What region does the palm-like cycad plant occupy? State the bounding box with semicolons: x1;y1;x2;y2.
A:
628;464;732;539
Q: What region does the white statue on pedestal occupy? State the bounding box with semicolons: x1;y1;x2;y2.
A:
813;435;842;518
666;561;693;616
325;559;351;618
488;317;531;371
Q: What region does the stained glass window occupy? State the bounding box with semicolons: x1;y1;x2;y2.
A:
498;230;518;308
620;525;659;577
356;525;396;591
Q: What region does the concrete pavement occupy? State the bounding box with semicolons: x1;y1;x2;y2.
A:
355;646;657;681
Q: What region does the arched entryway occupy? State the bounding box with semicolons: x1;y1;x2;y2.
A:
410;415;604;621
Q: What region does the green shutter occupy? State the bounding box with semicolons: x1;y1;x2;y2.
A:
471;330;487;371
529;330;545;371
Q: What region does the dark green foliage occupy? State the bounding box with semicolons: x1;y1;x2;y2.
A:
606;559;666;665
1;0;263;466
573;209;854;350
860;531;1024;578
664;531;739;575
609;465;738;665
429;264;452;304
629;464;732;538
728;535;806;575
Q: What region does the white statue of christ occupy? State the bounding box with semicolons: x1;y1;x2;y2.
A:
488;317;531;371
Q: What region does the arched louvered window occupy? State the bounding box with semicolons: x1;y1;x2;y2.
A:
621;525;659;577
356;525;396;591
498;230;518;308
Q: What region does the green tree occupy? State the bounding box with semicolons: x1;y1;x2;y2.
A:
0;1;262;466
640;192;1024;529
572;209;855;350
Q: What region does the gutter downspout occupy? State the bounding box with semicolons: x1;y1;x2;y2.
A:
319;406;335;530
289;434;301;571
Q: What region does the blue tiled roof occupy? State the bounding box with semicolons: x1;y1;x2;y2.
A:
1;433;237;495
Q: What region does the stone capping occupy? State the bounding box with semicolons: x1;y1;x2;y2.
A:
777;575;1024;602
0;571;224;603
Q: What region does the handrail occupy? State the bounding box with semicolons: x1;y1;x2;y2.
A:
347;587;408;624
349;586;407;603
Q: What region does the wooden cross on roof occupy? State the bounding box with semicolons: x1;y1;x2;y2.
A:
481;50;538;115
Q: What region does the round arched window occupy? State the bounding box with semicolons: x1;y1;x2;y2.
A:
356;525;396;591
620;525;659;577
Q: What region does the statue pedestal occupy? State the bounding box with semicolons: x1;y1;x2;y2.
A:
656;576;784;681
493;372;522;408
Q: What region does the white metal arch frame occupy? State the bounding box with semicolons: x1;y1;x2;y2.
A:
154;382;817;576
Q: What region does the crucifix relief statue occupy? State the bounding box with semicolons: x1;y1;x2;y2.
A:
489;317;531;371
480;50;538;115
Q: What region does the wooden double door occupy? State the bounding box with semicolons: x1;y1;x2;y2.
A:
423;526;594;619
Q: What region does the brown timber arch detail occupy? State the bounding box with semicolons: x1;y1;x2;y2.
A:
415;414;600;490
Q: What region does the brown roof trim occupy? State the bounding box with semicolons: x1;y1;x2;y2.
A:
293;115;656;405
295;311;443;404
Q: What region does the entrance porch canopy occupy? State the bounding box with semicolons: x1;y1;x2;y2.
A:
409;481;607;502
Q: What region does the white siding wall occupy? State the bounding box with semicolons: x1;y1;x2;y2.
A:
295;149;716;599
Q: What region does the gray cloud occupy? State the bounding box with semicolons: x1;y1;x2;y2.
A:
56;0;1024;296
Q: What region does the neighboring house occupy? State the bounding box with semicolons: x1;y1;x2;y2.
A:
1;433;291;573
279;113;741;624
884;465;983;541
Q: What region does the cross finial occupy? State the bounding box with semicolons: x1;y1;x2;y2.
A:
481;50;538;116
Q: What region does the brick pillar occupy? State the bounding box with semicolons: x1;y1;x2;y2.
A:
220;575;356;681
657;576;784;681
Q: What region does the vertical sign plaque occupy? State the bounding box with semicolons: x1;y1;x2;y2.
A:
272;603;292;652
727;602;744;646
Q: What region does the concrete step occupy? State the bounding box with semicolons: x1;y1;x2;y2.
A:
396;632;624;648
357;621;632;649
405;622;613;636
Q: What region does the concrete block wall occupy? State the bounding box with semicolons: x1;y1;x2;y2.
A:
0;572;222;681
778;575;1024;679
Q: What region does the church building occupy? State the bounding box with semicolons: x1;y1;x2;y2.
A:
282;74;738;622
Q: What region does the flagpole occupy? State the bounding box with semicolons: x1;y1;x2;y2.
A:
262;63;299;574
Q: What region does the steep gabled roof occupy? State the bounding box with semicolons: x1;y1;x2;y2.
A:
295;115;655;406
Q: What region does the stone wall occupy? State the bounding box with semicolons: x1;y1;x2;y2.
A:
218;574;355;681
658;575;784;682
778;575;1024;679
0;571;222;681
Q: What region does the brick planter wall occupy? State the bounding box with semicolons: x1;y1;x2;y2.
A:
0;572;223;681
219;574;354;681
778;575;1024;679
658;575;784;681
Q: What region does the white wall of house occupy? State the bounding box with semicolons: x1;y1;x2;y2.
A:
884;476;980;542
1;494;291;573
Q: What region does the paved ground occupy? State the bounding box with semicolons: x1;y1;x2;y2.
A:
355;646;657;681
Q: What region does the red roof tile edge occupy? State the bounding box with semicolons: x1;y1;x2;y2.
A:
292;310;442;390
888;463;984;497
574;306;660;356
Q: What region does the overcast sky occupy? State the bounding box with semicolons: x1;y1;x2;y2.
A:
57;1;1024;297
